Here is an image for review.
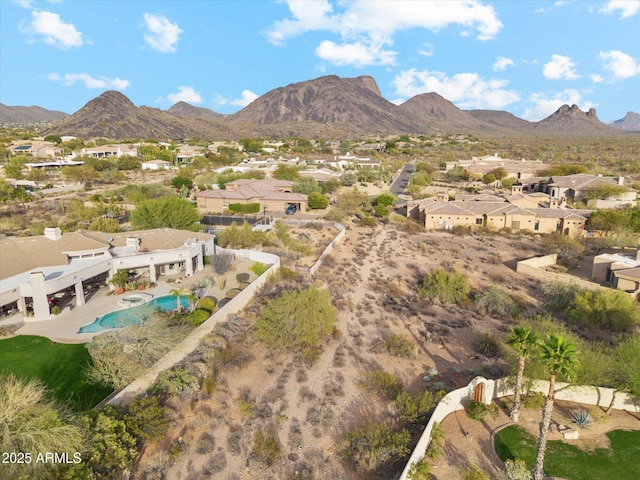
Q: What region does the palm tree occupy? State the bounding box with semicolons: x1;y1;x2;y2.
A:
507;326;538;422
169;287;188;312
532;334;579;480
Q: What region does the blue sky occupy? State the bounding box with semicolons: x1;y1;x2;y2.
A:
1;0;639;123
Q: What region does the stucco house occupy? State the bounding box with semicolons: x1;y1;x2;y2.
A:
0;227;214;321
591;251;640;293
195;178;308;214
407;197;588;237
10;141;63;158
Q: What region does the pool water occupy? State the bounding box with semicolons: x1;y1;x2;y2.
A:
79;295;190;333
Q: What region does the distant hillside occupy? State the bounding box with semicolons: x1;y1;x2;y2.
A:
610;112;640;132
533;104;623;136
167;101;225;121
398;93;490;134
38;75;640;140
0;103;68;125
228;75;420;136
467;109;533;132
41;91;236;140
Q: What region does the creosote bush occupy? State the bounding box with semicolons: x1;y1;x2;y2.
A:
342;420;410;473
384;333;416;358
360;370;403;401
252;426;282;466
419;268;470;304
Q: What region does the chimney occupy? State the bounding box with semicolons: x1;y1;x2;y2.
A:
43;227;62;241
125;237;140;251
549;198;559;209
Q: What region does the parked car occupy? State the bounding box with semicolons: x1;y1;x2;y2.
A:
286;205;297;215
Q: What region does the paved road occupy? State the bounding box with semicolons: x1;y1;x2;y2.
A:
390;162;415;202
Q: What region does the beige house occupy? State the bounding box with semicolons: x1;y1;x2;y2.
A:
195;178;308;214
407;198;587;237
591;252;640;293
10;141;63;158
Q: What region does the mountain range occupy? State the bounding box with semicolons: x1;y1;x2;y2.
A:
2;75;639;139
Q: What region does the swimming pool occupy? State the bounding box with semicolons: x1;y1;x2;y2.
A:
78;295;190;333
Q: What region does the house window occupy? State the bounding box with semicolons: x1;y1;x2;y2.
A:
511;221;520;230
476;218;483;225
556;221;562;231
534;220;540;231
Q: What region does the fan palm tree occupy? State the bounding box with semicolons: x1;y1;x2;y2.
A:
507;326;538;422
169;286;188;312
532;334;580;480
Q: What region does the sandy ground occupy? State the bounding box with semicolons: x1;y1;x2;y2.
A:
132;220;557;479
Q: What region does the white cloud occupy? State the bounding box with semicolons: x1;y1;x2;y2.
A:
213;90;259;109
12;0;34;8
167;86;202;104
316;40;396;66
143;13;182;52
493;56;514;71
599;50;640;79
48;73;129;90
591;74;604;83
230;90;259;107
418;43;435;57
543;54;579;80
392;69;519;109
599;0;640;18
266;1;502;66
523;89;595;121
22;10;83;49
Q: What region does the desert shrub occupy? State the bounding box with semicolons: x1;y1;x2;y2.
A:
407;458;430;480
197;297;216;313
384;333;416;358
254;286;336;353
360;370;403;401
51;305;61;315
523;391;546;410
123;395;169;444
473;333;503;358
359;215;378;227
460;464;489;480
186;308;210;327
342;420;410;473
542;281;579;311
425;421;444;459
211;252;234;274
394;390;436;423
474;286;517;317
505;458;532;480
541;232;584;267
252;426;282;466
567;288;640;332
249;262;269;276
203;451;227;474
419;268;470;304
149;367;198;396
465;400;498;421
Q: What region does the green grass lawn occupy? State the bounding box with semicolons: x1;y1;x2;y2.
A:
495;425;640;480
0;335;112;412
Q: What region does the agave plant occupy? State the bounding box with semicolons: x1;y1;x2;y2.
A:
570;409;593;429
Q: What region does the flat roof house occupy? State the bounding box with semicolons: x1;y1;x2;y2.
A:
195;178;308;214
0;227;214;321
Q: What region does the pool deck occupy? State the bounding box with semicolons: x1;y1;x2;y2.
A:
0;269;227;344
